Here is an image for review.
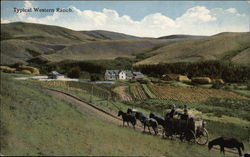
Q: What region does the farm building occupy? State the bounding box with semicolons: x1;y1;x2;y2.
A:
48;71;65;79
105;70;126;80
105;70;145;80
132;72;144;80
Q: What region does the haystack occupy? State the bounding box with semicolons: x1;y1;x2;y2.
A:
212;79;225;84
0;66;16;73
19;65;40;74
178;75;191;83
191;77;212;84
20;70;32;74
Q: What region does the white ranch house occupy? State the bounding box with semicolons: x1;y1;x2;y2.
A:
105;70;144;80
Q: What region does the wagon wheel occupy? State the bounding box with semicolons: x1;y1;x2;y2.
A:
185;130;196;143
196;128;208;145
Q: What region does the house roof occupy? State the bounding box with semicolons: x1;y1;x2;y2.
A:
106;70;124;75
126;71;133;77
51;71;64;76
133;72;143;76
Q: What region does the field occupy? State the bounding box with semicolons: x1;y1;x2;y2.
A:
129;84;148;100
147;84;249;103
1;72;236;156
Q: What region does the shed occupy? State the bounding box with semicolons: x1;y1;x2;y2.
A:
48;71;65;79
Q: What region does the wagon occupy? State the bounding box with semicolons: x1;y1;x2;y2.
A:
164;117;209;145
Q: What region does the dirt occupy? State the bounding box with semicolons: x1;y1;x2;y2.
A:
113;86;133;101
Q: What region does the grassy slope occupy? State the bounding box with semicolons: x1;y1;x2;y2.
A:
2;22;249;66
43;39;166;62
1;22;168;65
136;32;250;65
80;30;141;40
1;72;230;156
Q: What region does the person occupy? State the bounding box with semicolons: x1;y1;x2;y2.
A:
183;105;188;115
181;105;189;120
165;104;176;119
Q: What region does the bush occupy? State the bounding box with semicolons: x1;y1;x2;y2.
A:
67;66;81;78
211;82;223;89
90;73;101;81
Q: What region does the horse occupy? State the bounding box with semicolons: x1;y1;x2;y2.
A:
127;108;137;116
118;110;136;129
244;153;250;157
143;118;158;135
208;137;244;157
149;113;166;135
134;112;158;135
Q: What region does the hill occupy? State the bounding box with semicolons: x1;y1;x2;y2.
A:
158;34;207;40
135;32;250;65
1;22;249;66
80;30;141;40
1;22;167;65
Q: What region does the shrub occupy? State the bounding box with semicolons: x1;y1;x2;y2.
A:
67;66;81;78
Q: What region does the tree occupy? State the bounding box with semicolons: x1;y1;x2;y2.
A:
67;66;81;78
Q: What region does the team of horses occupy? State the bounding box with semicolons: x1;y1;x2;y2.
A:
118;108;246;157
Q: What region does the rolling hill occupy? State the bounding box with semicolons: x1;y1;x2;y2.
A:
80;30;141;40
1;22;249;66
1;22;167;65
136;32;250;65
158;34;207;40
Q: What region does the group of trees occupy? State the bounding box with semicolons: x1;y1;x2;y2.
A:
134;60;250;83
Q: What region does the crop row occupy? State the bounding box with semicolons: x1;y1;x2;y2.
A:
129;84;147;100
142;84;157;99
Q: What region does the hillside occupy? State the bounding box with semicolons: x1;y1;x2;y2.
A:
43;39;166;62
1;22;249;66
0;73;228;156
136;32;250;65
1;22;167;65
158;34;207;40
80;30;141;40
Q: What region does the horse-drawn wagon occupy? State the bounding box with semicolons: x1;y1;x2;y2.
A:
164;116;208;145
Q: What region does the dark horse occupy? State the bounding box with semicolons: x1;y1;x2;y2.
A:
208;137;244;157
118;110;136;129
149;113;166;135
135;112;158;135
127;108;158;135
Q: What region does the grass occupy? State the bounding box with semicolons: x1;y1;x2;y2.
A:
1;72;232;156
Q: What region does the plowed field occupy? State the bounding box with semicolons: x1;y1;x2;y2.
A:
148;85;249;103
113;86;133;101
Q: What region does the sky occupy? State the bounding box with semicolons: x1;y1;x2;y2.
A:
1;1;250;37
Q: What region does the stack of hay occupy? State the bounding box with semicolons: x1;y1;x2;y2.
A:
0;66;16;73
178;75;191;83
212;79;225;84
162;73;191;83
19;65;40;74
191;77;212;84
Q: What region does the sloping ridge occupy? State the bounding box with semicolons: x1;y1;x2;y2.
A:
158;34;207;40
80;30;141;40
136;32;250;65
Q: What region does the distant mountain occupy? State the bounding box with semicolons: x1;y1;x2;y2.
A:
80;30;141;40
158;34;207;40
